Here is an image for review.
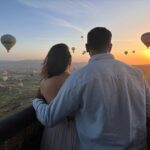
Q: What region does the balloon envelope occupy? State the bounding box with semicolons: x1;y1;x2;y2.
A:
124;51;128;55
1;34;16;52
18;81;24;87
2;70;8;76
71;47;75;53
2;70;8;81
2;76;8;81
82;51;86;55
141;32;150;48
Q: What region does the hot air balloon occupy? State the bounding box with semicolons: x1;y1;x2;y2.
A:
132;50;135;53
141;32;150;48
82;51;86;55
2;70;8;81
124;51;128;55
18;79;24;87
71;47;75;53
2;76;8;82
81;36;83;39
1;34;16;53
32;69;37;75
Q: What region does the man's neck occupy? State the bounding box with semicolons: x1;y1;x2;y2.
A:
90;51;109;57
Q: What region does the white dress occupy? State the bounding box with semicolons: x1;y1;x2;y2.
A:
40;118;79;150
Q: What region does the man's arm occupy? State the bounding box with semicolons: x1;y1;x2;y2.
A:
32;81;81;127
145;80;150;118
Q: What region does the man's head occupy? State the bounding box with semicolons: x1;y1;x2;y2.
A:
86;27;112;55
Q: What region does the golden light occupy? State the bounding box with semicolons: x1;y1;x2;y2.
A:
142;49;150;59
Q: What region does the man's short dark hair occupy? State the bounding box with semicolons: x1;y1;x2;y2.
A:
87;27;112;52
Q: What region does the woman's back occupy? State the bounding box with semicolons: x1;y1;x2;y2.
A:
38;43;79;150
40;73;79;150
40;72;69;103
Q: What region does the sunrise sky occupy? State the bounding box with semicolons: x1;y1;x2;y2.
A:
0;0;150;65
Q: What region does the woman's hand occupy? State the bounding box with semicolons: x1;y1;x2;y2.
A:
36;88;45;99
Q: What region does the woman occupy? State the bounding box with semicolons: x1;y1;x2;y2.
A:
39;44;79;150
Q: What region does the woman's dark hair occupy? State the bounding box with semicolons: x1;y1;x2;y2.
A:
41;43;71;78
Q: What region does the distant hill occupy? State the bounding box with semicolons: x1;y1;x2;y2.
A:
0;60;42;73
0;60;86;73
0;60;150;78
134;65;150;85
134;64;150;72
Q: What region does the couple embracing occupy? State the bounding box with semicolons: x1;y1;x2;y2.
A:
33;27;150;150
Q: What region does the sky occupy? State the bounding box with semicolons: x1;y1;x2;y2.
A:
0;0;150;64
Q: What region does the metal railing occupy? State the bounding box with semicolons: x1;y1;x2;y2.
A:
0;106;150;149
0;106;43;150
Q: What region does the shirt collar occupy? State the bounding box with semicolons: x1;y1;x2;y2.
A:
89;53;115;63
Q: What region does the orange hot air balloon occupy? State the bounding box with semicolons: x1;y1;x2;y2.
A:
141;32;150;48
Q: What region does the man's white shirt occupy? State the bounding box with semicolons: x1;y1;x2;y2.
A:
33;53;150;150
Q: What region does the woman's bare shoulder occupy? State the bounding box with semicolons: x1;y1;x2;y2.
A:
40;73;70;101
40;73;70;89
40;77;58;89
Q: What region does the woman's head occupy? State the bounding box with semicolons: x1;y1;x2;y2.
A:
41;43;71;78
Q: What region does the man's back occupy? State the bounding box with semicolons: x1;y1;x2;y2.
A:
71;53;147;149
33;27;150;150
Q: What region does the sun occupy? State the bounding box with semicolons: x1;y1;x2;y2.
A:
142;49;150;59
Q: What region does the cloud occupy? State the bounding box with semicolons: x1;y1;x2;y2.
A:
52;19;85;34
17;0;99;16
17;0;90;34
39;12;85;34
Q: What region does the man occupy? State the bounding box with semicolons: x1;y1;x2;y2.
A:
33;27;150;150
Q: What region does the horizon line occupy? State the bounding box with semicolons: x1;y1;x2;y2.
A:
0;59;150;66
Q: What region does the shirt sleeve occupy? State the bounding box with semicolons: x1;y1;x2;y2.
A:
32;80;81;127
145;80;150;117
